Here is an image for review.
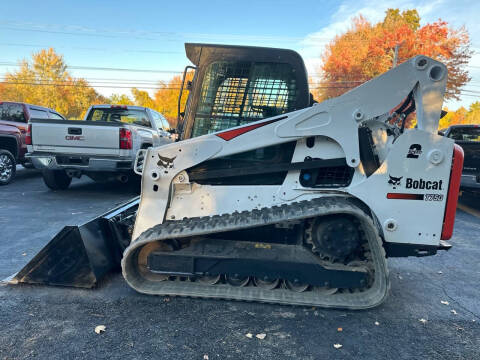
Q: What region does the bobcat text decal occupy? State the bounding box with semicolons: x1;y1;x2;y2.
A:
388;175;442;191
406;178;443;190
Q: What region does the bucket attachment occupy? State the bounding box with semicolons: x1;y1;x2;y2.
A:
10;197;139;288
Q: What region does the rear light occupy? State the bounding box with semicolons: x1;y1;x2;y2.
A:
119;128;132;149
25;123;32;145
111;105;128;109
441;144;464;240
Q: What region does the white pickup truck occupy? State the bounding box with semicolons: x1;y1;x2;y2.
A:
26;104;174;189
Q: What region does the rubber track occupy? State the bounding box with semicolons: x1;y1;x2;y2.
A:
122;197;390;309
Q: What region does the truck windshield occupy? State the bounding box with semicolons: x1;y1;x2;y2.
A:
86;108;150;127
448;127;480;142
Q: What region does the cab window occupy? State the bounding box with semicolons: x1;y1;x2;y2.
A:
192;61;298;137
87;108;150;127
0;103;26;122
151;111;170;131
448;127;480;142
49;112;65;120
29;108;49;119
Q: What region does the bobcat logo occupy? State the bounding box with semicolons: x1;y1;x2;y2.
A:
388;175;403;188
157;154;176;169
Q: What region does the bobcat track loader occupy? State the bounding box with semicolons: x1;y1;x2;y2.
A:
11;44;463;309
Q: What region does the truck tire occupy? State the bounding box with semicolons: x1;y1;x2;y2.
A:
42;169;72;190
0;149;16;185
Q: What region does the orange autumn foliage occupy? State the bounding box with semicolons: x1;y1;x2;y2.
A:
314;9;471;102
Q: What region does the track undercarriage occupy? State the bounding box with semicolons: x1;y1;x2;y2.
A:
122;197;389;309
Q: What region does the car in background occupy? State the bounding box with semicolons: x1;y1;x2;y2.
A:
0;101;66;185
26;105;174;190
441;124;480;194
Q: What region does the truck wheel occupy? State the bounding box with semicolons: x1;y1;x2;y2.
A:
0;150;16;185
42;169;72;190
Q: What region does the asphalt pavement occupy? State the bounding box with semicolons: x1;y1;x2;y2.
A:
0;167;479;359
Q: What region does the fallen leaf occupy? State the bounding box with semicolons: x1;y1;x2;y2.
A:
256;333;266;340
374;321;380;326
337;327;343;332
94;325;106;334
245;333;253;339
22;253;26;256
203;355;209;360
419;318;427;324
333;344;342;349
451;309;458;315
441;300;449;305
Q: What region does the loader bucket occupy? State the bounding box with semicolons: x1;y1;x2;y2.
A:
10;197;139;288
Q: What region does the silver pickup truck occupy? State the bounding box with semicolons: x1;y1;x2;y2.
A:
26;104;174;189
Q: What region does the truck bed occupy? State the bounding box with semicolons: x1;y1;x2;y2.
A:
30;119;123;157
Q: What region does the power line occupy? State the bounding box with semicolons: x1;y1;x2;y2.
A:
0;61;184;74
0;42;183;55
3;22;480;48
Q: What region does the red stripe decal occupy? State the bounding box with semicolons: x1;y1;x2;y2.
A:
441;144;464;240
215;116;287;141
387;193;424;200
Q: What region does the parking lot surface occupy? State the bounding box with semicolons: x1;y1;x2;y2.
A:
1;167;479;359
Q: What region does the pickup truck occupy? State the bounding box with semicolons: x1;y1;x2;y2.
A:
26;104;174;190
440;124;480;193
0;101;66;185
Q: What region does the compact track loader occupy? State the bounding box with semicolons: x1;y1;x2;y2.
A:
11;44;463;309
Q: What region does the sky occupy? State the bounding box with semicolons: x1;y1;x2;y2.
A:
1;0;479;110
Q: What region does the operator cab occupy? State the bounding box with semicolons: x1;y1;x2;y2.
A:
177;43;310;140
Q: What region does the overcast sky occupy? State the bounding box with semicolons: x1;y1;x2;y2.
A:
1;0;478;109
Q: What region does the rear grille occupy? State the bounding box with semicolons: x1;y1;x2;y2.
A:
315;165;354;187
300;164;354;188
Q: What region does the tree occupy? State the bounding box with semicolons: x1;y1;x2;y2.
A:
131;88;155;108
0;48;105;118
153;72;194;127
315;9;472;102
109;93;133;105
439;102;480;129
